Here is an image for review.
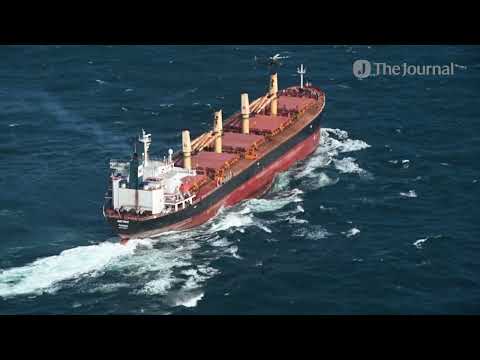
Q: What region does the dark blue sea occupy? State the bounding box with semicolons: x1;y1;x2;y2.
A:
0;45;479;314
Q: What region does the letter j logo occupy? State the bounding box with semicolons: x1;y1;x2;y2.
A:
353;60;371;79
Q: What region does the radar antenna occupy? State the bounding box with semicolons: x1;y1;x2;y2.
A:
297;64;307;89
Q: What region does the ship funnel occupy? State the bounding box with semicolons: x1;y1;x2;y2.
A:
241;93;250;134
269;73;278;116
214;110;223;154
182;130;192;170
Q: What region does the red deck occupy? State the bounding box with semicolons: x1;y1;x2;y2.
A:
191;151;239;174
278;95;316;112
221;132;264;153
227;114;291;135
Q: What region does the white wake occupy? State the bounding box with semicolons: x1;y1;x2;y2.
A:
0;127;372;304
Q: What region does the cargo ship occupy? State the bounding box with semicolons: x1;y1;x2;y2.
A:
103;65;326;242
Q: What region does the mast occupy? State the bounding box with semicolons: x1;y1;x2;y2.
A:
269;73;278;116
297;64;306;88
138;129;152;166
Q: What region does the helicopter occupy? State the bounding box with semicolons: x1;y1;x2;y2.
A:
254;53;290;67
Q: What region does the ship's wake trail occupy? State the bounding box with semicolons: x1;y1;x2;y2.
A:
0;239;148;298
0;127;370;307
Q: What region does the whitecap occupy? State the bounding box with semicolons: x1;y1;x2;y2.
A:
210;238;231;248
0;239;145;298
257;224;273;233
320;128;371;155
333;157;366;175
209;211;254;233
413;237;428;249
294;226;329;240
174;292;204;308
303;172;339;190
140;275;177;296
319;205;335;211
288;216;309;224
227;245;242;259
88;282;130;294
344;228;360;238
0;209;23;217
295;156;332;179
400;190;417;198
271;171;292;192
338;138;371;153
246;188;303;213
284;128;369;186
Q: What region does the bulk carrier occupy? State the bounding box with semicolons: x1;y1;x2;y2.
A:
103;66;326;242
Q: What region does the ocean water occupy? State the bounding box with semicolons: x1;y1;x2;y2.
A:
0;45;479;314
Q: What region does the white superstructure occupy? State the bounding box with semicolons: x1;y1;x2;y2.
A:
109;130;196;215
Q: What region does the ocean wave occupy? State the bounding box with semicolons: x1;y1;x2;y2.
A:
0;239;149;298
88;282;130;294
287;216;309;224
333;157;369;176
209;211;255;233
0;209;23;218
171;291;204;308
293;225;330;240
140;276;177;296
400;190;417;198
344;228;361;238
303;172;339;190
322;128;371;155
413;237;428;249
293;128;370;185
245;188;303;213
270;171;292;192
413;235;443;249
